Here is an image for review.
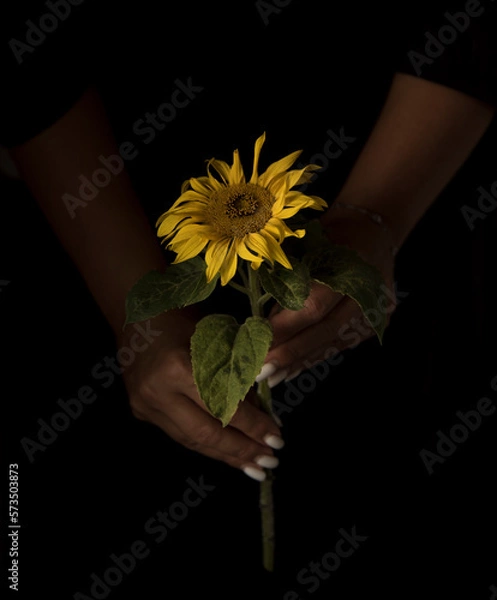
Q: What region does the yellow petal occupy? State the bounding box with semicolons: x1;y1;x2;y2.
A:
284;167;313;191
157;212;193;237
205;238;231;282
220;241;238;286
262;218;288;242
207;158;231;184
267;171;289;199
245;232;273;264
168;223;212;244
264;217;305;242
258;149;302;188
259;230;293;269
229;149;245;185
293;164;321;186
236;236;264;263
170;235;209;263
170;190;210;210
307;194;328;210
273;191;327;219
249;132;266;184
273;204;303;220
271;186;294;215
189;176;216;196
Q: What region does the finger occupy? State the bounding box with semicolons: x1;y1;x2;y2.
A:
179;368;283;446
297;317;376;370
228;390;283;445
147;410;272;479
265;298;364;375
268;281;343;348
154;391;280;469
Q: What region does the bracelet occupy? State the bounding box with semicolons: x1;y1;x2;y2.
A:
331;201;399;257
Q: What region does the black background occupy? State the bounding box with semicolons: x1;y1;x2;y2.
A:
1;0;497;598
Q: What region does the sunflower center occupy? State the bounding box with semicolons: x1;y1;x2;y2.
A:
210;183;274;237
226;192;258;217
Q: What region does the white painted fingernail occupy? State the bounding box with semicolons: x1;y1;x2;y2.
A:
273;413;283;427
243;466;266;481
285;368;303;382
255;455;279;469
264;434;285;450
268;369;289;388
255;362;279;383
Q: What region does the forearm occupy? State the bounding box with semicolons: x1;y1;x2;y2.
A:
321;73;495;248
10;87;166;334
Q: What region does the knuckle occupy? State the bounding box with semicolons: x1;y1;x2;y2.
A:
304;294;329;321
195;424;221;447
180;436;199;451
129;396;148;421
279;345;302;366
236;445;257;463
251;421;273;442
162;351;191;380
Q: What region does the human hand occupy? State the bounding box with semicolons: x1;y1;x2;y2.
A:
119;308;284;481
256;210;398;387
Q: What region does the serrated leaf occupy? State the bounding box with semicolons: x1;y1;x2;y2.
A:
304;245;388;343
259;259;311;311
301;218;332;253
125;257;218;324
191;315;273;426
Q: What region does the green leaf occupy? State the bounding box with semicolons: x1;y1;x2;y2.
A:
304;245;388;343
259;259;311;311
191;315;273;426
301;218;332;253
125;257;218;324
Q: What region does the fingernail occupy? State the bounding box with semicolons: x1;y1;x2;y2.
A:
264;434;285;450
255;361;279;383
268;369;289;388
285;368;303;382
255;455;279;469
273;413;283;427
243;466;266;481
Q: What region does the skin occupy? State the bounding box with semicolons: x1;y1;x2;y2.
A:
9;73;495;475
264;73;495;382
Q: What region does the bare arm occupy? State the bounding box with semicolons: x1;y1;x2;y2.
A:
321;72;495;248
9;86;282;478
264;73;495;381
10;87;166;335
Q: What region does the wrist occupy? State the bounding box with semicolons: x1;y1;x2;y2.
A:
324;201;399;258
117;304;202;348
318;204;398;269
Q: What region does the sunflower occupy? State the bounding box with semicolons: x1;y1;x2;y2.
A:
156;132;327;286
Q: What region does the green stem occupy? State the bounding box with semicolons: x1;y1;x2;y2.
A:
228;280;250;296
258;292;272;309
238;261;250;290
247;264;275;572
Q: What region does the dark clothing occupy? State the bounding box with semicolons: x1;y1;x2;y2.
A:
1;2;497;600
1;0;497;149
